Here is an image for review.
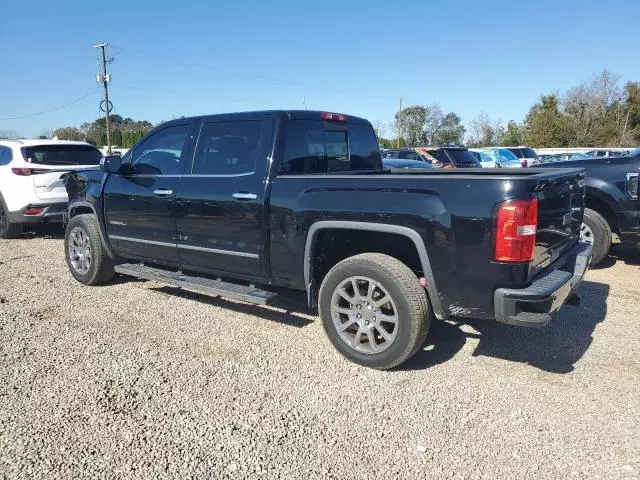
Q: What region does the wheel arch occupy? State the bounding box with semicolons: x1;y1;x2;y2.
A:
67;201;116;260
303;221;446;320
584;189;619;234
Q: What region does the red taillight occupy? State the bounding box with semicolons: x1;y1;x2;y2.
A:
11;167;48;176
321;112;347;122
495;197;538;262
521;159;528;168
23;208;44;215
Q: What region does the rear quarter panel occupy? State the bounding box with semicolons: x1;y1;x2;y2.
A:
269;172;541;319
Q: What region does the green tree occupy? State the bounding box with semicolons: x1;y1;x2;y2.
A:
523;95;571;147
433;112;465;145
395;106;428;145
499;121;525;146
53;127;81;141
623;81;640;144
111;129;123;147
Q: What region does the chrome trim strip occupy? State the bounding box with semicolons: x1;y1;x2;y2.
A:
108;235;176;248
108;235;259;258
124;172;255;178
177;243;259;258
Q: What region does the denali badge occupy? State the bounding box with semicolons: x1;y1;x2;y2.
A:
109;220;127;226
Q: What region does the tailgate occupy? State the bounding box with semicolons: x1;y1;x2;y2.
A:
32;165;99;201
531;170;585;274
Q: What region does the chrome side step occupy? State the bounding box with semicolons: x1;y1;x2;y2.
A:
114;263;277;305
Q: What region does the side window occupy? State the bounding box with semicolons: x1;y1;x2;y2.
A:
0;146;12;166
192;121;263;175
130;125;190;175
281;120;381;174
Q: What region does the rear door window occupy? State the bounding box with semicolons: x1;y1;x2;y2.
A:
281;120;382;174
192;121;263;175
24;144;101;166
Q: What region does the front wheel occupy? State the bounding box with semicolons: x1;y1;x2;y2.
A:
318;253;431;370
65;214;115;285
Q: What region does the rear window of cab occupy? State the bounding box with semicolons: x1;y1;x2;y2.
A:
281;120;382;174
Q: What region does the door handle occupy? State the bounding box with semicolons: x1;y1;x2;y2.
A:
232;192;257;200
153;189;173;196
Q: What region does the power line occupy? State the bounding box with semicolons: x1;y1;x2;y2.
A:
0;91;98;121
119;46;394;102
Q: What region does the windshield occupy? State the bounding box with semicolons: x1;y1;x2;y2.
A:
24;144;102;166
495;148;518;161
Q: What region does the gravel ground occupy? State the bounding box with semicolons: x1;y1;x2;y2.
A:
1;228;639;479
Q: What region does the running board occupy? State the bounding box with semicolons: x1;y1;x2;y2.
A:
114;263;277;305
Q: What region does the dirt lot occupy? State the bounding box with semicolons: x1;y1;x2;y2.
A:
1;228;639;479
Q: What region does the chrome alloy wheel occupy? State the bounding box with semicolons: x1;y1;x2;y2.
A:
330;276;399;354
68;226;92;275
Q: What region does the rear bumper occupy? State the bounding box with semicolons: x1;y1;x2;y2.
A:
6;202;67;224
494;242;593;327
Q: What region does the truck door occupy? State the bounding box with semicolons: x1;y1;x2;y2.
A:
103;122;194;264
175;118;273;276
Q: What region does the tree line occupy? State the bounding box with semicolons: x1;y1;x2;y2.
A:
52;115;154;148
378;69;640;148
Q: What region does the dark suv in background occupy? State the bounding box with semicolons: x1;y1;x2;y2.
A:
384;146;481;168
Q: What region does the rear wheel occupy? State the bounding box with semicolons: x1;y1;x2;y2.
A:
0;202;22;239
581;208;612;266
319;253;431;370
65;214;115;285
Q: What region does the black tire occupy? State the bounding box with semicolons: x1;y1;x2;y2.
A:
0;201;23;239
64;214;115;285
582;208;612;266
318;253;431;370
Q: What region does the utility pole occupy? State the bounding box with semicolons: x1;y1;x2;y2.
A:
93;42;112;154
397;97;403;148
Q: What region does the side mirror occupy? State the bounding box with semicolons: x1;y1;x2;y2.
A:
100;155;122;174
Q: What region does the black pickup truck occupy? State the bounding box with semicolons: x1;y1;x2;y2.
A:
62;110;592;369
539;149;639;264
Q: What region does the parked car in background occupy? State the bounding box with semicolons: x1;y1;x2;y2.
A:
469;149;497;168
413;146;481;168
0;139;102;238
505;146;539;167
62;110;591;369
382;158;434;169
383;149;426;161
470;148;522;168
538;147;640;265
384;147;481;168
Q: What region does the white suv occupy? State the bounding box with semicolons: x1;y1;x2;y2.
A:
0;139;102;238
